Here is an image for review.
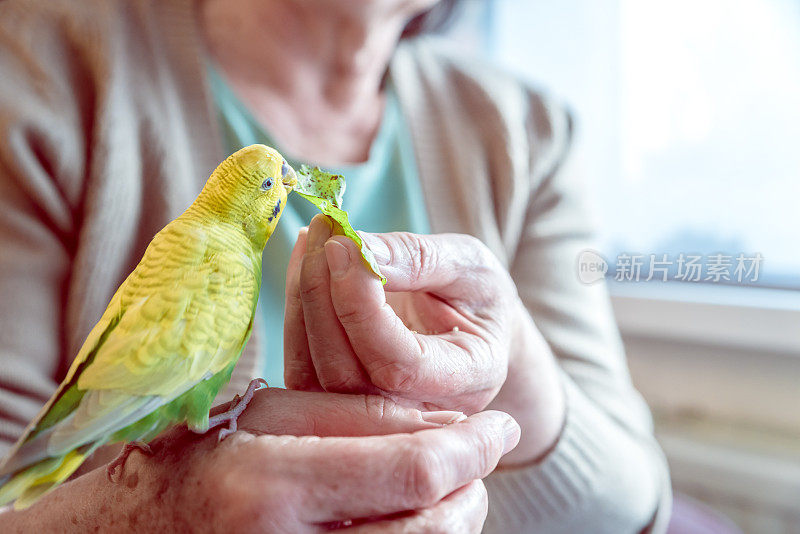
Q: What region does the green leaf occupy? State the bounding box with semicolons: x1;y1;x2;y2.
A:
296;165;346;208
294;166;386;284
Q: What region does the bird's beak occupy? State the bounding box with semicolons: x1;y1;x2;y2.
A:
283;164;298;190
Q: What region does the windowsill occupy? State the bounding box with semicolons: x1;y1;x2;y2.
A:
608;281;800;356
655;413;800;520
610;280;800;436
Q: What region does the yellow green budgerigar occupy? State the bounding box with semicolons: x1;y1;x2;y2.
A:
0;144;297;509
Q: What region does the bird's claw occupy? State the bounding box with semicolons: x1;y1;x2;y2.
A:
207;378;268;442
106;441;153;482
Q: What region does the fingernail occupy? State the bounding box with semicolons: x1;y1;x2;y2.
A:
325;240;351;276
308;216;332;251
421;411;467;425
502;417;521;455
361;233;390;265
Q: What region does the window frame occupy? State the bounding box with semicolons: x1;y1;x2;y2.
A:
609;282;800;355
611;283;800;438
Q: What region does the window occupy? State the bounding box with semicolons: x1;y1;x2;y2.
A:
477;0;800;290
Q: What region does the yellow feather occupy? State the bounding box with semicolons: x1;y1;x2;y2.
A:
0;145;297;508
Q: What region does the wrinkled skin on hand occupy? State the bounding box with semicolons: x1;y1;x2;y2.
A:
2;388;519;533
285;216;519;414
284;215;566;465
120;390;518;532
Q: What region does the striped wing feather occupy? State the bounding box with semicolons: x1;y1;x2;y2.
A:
77;220;259;395
0;219;259;475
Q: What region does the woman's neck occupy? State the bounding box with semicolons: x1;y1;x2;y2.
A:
201;0;429;165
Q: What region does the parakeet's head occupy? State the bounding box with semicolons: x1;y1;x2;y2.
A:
195;144;297;246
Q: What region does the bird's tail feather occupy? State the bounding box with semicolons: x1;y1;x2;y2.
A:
0;440;104;510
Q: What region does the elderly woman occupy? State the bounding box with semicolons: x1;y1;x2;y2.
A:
0;0;669;532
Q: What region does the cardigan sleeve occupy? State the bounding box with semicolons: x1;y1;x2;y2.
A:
0;3;88;454
482;98;672;533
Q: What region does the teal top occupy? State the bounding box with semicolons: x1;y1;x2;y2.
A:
207;66;431;386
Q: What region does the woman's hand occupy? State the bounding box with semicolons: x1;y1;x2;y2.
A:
1;388;519;532
285;215;565;464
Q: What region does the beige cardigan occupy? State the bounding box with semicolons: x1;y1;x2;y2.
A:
0;1;670;532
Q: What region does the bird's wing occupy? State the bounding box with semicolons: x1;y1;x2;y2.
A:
76;222;261;397
0;223;260;474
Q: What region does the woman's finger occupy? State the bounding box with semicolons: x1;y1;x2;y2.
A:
299;215;374;394
340;480;488;534
287;227;309;290
360;231;513;304
235;388;465;437
324;236;506;403
263;410;519;523
283;227;323;391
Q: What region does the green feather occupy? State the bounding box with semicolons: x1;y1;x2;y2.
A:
0;145;291;509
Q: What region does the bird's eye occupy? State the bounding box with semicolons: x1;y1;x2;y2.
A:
261;178;274;191
281;160;290;177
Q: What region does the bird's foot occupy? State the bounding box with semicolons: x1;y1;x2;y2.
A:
106;441;153;482
207;378;268;442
